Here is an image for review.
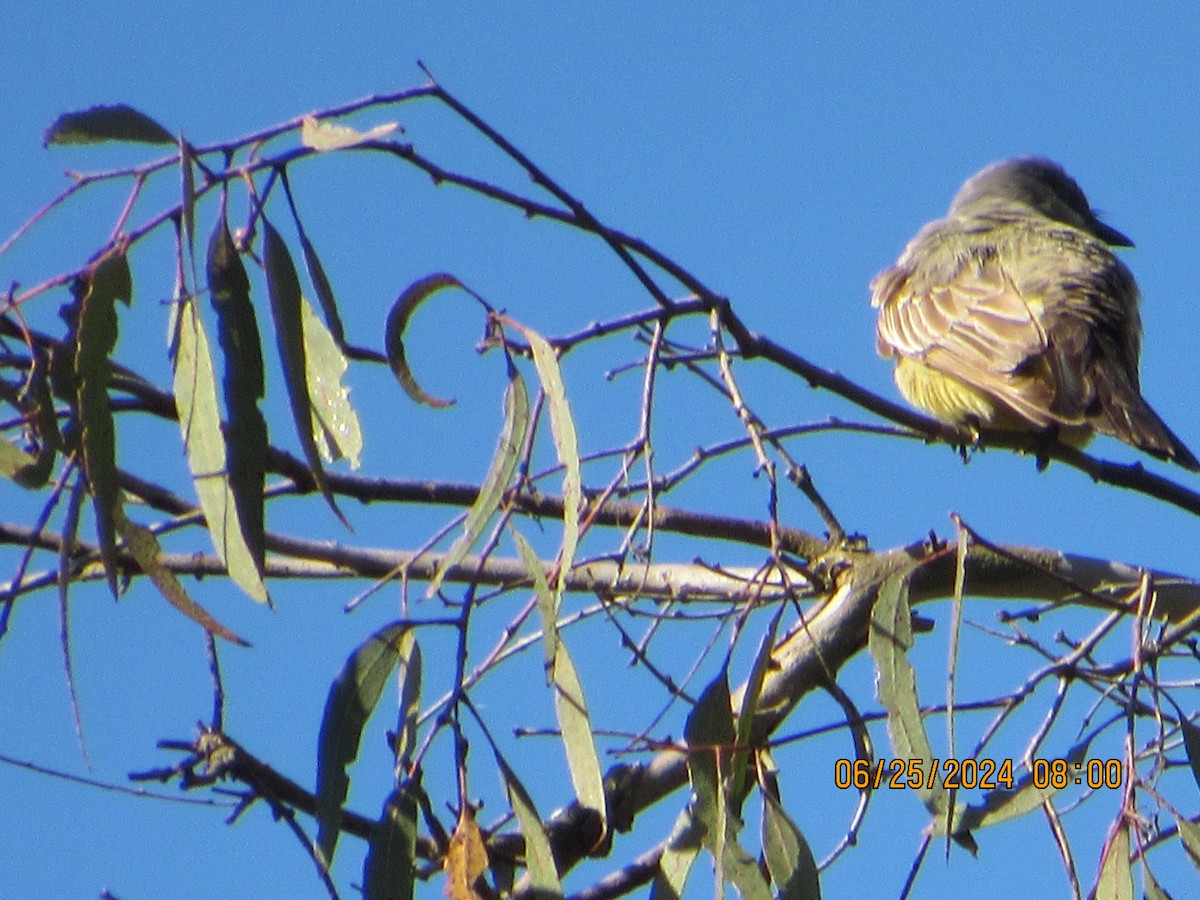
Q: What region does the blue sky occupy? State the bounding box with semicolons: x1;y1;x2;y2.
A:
3;5;1200;899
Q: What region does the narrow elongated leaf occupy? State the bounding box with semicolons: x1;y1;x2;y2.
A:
316;622;413;867
170;292;269;603
761;790;822;900
1175;814;1200;872
1179;716;1200;795
511;524;559;673
296;228;346;347
649;808;704;900
392;637;422;775
731;607;783;805
869;574;946;815
45;103;174;146
1093;823;1133;900
363;781;418;900
179;140;196;258
301;115;399;151
551;642;607;840
112;507;249;646
301;294;362;468
495;755;563;898
426;364;529;598
72;251;133;596
518;325;581;588
384;273;465;408
261;218;346;525
206;213;267;573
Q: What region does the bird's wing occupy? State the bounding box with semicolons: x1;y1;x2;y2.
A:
872;251;1067;428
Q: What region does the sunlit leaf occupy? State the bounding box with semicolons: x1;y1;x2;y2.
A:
206;212;267;574
869;574;948;818
262;217;347;525
44;103;174;146
112;506;249;646
516;324;580;588
301;294;362;468
511;524;559;674
301;115;399;152
363;781;418;900
170;291;269;603
71;250;133;596
316;622;413;867
1093;823;1133;900
551;641;607;842
1175;814;1200;872
426;362;529;598
495;754;563;898
761;790;822;900
649;808;703;900
384;273;465;408
444;805;490;900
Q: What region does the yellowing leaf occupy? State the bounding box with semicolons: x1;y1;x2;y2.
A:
113;507;249;646
301;115;399;151
444;806;489;900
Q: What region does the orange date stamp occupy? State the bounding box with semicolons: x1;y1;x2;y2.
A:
833;758;1124;791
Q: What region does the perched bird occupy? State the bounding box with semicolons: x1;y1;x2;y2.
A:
871;156;1198;469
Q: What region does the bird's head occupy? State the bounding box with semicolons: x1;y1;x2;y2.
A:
949;156;1133;247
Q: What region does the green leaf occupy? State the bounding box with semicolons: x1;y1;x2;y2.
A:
731;607;784;807
649;808;704;900
363;781;418;900
296;228;346;348
1175;814;1200;873
315;622;414;867
71;250;133;596
44;103;175;146
0;436;36;482
761;790;822;900
301;294;362;468
517;325;581;589
392;637;422;774
551;641;607;840
261;217;346;526
179;140;196;259
169;291;269;603
869;574;948;818
426;363;529;598
112;506;249;646
495;754;564;898
1093;823;1133;900
206;212;268;574
300;115;399;152
384;273;466;408
1179;716;1200;796
511;524;559;674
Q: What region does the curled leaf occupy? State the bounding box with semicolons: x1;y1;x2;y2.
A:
384;273;467;408
301;115;399;151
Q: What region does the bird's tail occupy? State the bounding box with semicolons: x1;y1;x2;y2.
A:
1096;393;1200;471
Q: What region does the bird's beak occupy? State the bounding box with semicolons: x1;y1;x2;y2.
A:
1092;217;1134;247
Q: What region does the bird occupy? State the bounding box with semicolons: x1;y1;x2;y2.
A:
870;156;1199;470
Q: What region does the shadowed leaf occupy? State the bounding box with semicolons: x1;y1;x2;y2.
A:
316;622;414;867
206;212;267;574
45;103;174;146
384;273;465;408
761;790;821;900
71;250;133;596
262;217;347;525
363;781;418;900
